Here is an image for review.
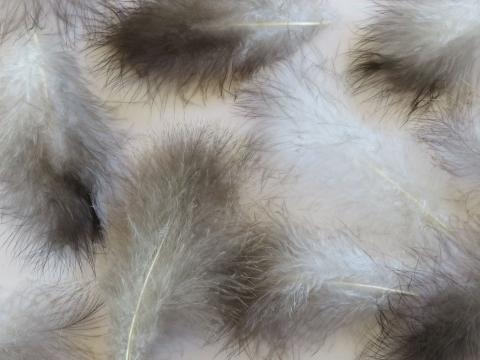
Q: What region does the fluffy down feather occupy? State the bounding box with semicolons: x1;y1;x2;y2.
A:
238;58;461;253
0;0;104;43
230;52;469;357
361;229;480;360
0;33;124;266
416;109;480;183
0;282;106;360
91;0;329;99
218;213;402;358
98;128;258;359
349;0;480;114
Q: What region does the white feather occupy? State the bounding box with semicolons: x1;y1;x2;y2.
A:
239;56;464;255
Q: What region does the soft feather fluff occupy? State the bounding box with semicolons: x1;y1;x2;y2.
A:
361;230;480;360
218;213;401;358
349;0;480;114
92;0;329;99
238;59;460;250
0;0;103;43
0;33;123;266
231;54;469;356
99;129;257;359
0;282;105;360
416;109;480;184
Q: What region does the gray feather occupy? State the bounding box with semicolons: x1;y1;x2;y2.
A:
0;282;106;360
91;0;329;99
99;128;258;359
416;110;480;183
0;33;124;267
0;0;104;43
218;213;401;358
362;230;480;360
349;0;480;114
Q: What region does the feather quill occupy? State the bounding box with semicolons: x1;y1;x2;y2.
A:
98;128;258;359
0;32;124;266
0;281;106;360
91;0;330;99
349;0;480;114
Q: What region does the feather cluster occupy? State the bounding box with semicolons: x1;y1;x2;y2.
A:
221;54;467;357
5;1;480;360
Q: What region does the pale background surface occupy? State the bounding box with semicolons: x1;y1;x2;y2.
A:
0;1;375;359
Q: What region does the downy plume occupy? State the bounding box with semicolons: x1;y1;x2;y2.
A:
229;53;468;357
91;0;330;100
0;0;105;44
0;281;106;360
98;128;258;359
0;32;124;267
218;212;404;358
416;109;480;184
362;229;480;360
238;58;459;251
349;0;480;114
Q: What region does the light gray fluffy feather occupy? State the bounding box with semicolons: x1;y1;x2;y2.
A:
99;128;258;359
231;47;471;358
218;214;401;358
350;0;480;113
0;33;124;266
361;229;480;360
0;0;105;44
417;110;480;183
0;282;106;360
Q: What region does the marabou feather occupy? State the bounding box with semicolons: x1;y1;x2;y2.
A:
98;128;258;359
0;0;104;43
0;282;106;360
0;33;124;266
230;53;468;357
349;0;480;114
416;109;480;184
218;213;402;358
91;0;330;99
362;229;480;360
238;59;460;251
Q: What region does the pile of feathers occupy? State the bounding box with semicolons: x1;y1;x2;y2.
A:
1;0;480;359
